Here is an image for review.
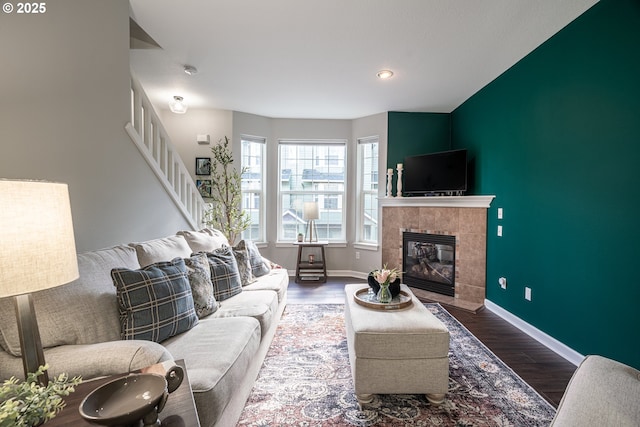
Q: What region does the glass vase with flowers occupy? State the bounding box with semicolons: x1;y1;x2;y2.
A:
368;265;401;303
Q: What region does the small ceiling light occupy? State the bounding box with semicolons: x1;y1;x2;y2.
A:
183;65;198;76
377;69;394;79
169;96;188;114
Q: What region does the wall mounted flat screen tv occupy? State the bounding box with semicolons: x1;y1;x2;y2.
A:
403;149;467;196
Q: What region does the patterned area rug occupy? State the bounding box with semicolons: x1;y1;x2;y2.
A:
237;304;556;426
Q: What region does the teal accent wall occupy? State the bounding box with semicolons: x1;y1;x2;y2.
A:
451;0;640;368
387;112;451;170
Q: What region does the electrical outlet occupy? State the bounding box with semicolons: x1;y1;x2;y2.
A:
525;287;532;301
498;208;503;219
497;225;503;237
355;251;360;260
498;277;507;289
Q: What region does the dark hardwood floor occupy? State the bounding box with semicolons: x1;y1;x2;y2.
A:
288;276;577;408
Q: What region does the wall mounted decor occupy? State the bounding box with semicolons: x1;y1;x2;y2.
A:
196;179;212;198
196;157;211;175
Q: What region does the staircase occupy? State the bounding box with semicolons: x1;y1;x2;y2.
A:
126;75;207;229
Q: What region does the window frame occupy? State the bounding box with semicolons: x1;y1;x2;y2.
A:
240;135;266;243
356;136;379;246
277;139;347;243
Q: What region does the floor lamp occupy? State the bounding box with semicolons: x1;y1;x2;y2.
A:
303;201;319;243
0;180;79;385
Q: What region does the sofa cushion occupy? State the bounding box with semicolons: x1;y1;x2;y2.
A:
214;290;278;338
0;245;139;356
130;235;192;267
178;228;229;253
205;247;243;301
184;253;218;318
235;240;270;277
112;258;198;343
161;316;261;427
242;268;289;303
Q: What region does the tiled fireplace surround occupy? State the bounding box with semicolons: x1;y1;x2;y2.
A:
380;196;494;312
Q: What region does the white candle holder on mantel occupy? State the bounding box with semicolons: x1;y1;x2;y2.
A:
386;168;393;198
396;163;403;197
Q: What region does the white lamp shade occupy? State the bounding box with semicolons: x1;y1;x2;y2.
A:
0;180;79;297
303;202;319;220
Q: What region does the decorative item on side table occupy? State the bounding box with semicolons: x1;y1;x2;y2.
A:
0;364;82;427
0;180;79;385
368;265;401;303
79;365;184;427
303;201;319;242
0;180;81;425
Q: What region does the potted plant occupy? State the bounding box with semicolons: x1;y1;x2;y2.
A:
0;365;81;427
203;136;251;244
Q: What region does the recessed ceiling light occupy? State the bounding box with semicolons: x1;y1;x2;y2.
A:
377;69;394;79
184;65;198;76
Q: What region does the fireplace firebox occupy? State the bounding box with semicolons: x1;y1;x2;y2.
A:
402;232;456;296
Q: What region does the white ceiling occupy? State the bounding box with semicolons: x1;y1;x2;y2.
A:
129;0;598;120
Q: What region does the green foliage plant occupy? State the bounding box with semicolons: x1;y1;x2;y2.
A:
0;365;82;427
203;136;251;244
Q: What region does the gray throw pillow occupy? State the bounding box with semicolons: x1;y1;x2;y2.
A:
184;253;218;318
235;240;270;278
205;246;243;301
232;245;256;286
111;258;198;343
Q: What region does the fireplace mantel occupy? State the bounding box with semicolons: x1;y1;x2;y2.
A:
379;195;495;209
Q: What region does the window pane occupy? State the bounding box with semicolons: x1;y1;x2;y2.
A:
358;138;379;244
279;141;346;241
241;138;265;241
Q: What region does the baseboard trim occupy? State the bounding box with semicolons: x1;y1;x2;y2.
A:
484;299;584;366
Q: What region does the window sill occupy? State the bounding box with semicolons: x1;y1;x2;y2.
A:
275;241;348;248
354;242;379;251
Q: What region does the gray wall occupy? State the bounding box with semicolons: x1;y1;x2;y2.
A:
224;111;387;275
160;109;233;179
0;0;191;252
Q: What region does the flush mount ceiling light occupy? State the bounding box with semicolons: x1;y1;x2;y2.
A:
377;69;394;79
169;96;188;114
183;65;198;75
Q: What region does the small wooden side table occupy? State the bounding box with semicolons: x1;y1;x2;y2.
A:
47;359;200;427
294;241;328;283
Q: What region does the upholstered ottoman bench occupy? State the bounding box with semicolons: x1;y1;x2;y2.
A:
344;283;450;407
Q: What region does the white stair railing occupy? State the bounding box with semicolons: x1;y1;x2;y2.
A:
126;76;206;229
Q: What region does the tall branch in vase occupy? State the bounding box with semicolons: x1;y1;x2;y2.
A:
203;136;251;244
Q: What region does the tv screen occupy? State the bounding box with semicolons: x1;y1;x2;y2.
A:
403;149;467;196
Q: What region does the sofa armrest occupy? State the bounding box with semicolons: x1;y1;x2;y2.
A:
0;340;173;381
550;355;640;427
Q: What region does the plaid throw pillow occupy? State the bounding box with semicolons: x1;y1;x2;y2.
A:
205;246;243;301
235;240;270;278
111;258;198;342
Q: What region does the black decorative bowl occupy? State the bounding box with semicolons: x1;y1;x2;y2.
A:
79;373;168;426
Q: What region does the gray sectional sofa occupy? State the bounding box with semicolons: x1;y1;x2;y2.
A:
0;228;289;427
